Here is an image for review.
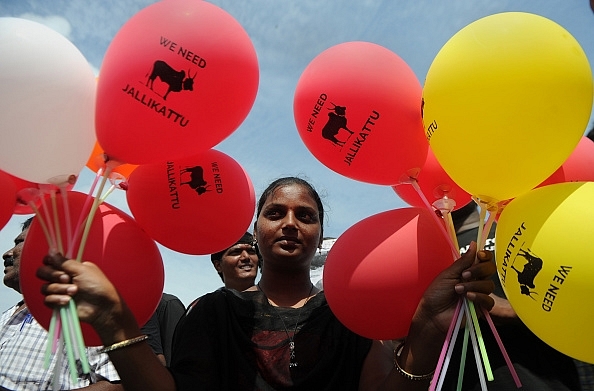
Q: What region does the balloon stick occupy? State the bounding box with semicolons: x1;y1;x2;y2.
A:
67;168;104;259
467;301;493;380
51;332;63;391
481;306;522;387
457;326;470;391
44;308;58;368
59;306;78;382
68;299;90;374
50;191;64;255
75;167;112;263
432;297;465;390
409;178;459;257
463;299;488;391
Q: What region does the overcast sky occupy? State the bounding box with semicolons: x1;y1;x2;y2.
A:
1;0;593;311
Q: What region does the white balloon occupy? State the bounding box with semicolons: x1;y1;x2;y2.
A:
0;17;96;184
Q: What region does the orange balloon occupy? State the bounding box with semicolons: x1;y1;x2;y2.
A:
86;141;138;178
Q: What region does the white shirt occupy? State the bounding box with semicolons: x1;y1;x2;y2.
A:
0;303;120;390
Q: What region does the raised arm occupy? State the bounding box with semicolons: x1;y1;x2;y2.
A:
37;253;177;391
359;242;496;390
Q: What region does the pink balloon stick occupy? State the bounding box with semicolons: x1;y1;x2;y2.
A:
481;306;522;388
432;297;465;391
429;297;463;391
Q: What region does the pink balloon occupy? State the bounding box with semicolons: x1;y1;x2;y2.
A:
392;148;472;211
96;0;259;165
323;207;453;340
20;191;164;346
294;41;428;185
126;149;255;255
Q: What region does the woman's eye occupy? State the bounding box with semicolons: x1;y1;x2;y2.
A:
298;212;316;222
264;210;282;219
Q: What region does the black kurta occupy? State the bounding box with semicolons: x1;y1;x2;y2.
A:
170;289;372;391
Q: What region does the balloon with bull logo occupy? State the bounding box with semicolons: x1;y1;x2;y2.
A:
126;149;255;255
423;12;592;203
495;182;594;363
293;41;428;186
96;0;259;165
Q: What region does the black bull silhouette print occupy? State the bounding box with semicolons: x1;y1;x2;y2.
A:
511;248;543;298
321;104;354;147
180;166;210;195
146;60;196;100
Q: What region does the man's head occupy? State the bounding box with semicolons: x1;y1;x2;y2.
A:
210;232;259;291
3;217;33;293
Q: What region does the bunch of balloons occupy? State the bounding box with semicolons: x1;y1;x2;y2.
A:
294;11;594;364
0;0;262;346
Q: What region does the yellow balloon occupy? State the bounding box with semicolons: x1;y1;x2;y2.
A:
495;182;594;363
423;12;593;203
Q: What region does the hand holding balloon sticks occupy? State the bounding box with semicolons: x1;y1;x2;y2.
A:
405;179;521;391
27;186;94;384
28;169;120;383
418;11;593;388
20;165;165;385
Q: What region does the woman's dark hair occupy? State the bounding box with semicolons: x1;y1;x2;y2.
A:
256;177;324;229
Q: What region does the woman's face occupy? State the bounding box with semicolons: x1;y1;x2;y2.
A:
255;184;322;267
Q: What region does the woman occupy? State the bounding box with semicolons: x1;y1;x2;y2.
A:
38;176;496;391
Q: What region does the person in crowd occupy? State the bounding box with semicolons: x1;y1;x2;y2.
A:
36;176;496;391
182;232;261;315
209;232;260;292
442;202;581;390
140;293;185;366
0;217;122;390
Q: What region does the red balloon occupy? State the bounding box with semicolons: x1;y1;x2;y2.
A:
538;136;594;187
126;149;255;255
8;173;38;215
20;191;164;346
323;207;453;340
392;148;472;211
491;137;594;222
294;41;428;185
7;173;75;215
0;170;17;229
96;0;259;165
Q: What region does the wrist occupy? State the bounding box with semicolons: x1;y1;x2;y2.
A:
93;299;141;346
393;340;435;382
410;298;449;341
